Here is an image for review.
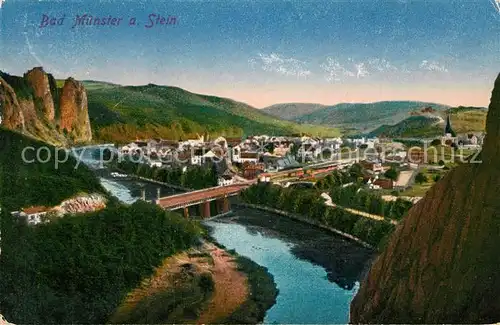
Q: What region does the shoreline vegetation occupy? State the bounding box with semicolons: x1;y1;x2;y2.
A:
202;230;279;324
240;183;399;251
110;236;278;324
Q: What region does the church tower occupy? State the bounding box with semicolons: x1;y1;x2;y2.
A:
444;114;456;137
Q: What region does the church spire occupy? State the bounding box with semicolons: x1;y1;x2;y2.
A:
445;114;456;137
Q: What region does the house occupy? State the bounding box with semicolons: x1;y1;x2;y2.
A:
239;152;259;163
408;149;426;164
232;146;259;164
360;160;385;174
226;137;242;148
457;133;483;148
190;148;205;166
242;162;265;179
217;169;235;186
12;206;51;225
372;178;394;190
297;143;322;160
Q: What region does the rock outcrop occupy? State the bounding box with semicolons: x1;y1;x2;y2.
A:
0;77;25;130
59;78;92;142
24;67;55;121
350;74;500;323
0;68;92;145
51;193;107;215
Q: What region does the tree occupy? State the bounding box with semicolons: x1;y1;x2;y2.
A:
384;167;399;181
349;163;364;180
438;159;445;166
289;144;299;159
430;139;442;147
433;174;441;182
415;172;428;184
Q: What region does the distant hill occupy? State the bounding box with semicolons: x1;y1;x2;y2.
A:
85;82;340;143
280;101;450;132
262;103;328;120
295;101;451;131
370;106;488;138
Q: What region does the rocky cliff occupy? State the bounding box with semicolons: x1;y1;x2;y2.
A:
350;74;500;323
0;67;91;145
51;193;107;215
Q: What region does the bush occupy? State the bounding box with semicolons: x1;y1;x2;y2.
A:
415;172;428;184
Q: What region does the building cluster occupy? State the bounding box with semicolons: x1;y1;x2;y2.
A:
117;134;346;184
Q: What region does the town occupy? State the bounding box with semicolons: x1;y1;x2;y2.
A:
112;115;483;193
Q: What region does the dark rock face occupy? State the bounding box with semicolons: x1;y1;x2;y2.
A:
0;68;92;145
350;74;500;324
0;76;25;130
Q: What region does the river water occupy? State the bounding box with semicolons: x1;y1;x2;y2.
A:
79;147;374;324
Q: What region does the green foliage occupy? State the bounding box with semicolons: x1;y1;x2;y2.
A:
241;183;396;248
223;256;278;324
0;128;104;210
117;159;217;190
329;185;413;221
314;170;352;190
415;172;428;184
384;167;399;181
431;139;442;146
85;82;339;143
349;163;364;179
295;101;449;131
0;202;202;324
0;71;34;99
112;272;214;324
433;174;441;182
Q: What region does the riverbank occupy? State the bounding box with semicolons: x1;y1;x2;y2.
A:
240;183;396;250
109;241;250;324
203;230;279;324
235;203;374;249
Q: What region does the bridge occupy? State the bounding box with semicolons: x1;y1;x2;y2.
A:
151;182;254;218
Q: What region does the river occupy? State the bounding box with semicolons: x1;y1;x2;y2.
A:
79;146;374;323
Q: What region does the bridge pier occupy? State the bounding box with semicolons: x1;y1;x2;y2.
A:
141;188;146;201
223;195;230;213
200;201;211;218
183;207;189;218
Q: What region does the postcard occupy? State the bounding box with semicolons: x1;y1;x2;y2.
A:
0;0;499;324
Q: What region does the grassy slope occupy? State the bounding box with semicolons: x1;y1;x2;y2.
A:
262;103;328;120
294;101;450;131
84;82;339;143
0;127;104;210
370;107;487;138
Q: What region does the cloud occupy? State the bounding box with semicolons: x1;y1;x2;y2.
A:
354;62;369;78
366;58;398;72
419;60;448;72
320;57;355;82
249;53;311;77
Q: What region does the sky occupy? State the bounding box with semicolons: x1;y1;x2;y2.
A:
1;0;499;108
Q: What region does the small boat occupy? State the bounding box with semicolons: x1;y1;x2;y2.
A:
110;172;129;178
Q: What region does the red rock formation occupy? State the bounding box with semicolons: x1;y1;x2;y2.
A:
24;67;55;121
350;74;500;323
0;77;25;130
59;77;92;142
0;68;92;145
